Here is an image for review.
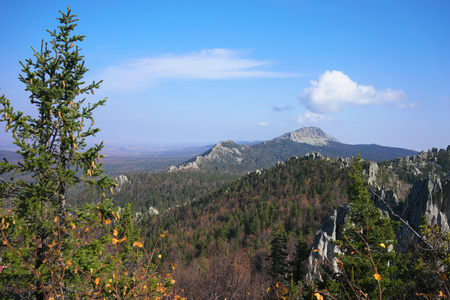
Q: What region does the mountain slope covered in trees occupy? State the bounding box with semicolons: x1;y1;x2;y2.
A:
171;127;418;175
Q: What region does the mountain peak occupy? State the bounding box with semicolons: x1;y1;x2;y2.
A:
273;127;340;146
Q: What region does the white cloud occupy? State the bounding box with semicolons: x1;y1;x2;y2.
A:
296;110;333;124
300;70;406;113
98;49;295;93
257;122;269;127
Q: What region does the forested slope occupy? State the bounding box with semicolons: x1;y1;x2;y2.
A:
140;156;350;298
69;171;238;214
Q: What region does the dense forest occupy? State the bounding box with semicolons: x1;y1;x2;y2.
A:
69;171;238;214
65;146;450;298
140;156;351;298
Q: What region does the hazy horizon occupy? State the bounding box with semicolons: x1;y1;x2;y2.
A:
1;1;449;151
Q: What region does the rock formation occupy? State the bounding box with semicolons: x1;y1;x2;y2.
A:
306;204;349;282
306;173;450;282
401;174;450;233
114;174;129;193
273;126;341;146
169;140;248;172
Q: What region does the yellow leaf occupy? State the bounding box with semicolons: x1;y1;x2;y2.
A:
336;259;344;270
104;219;112;225
266;286;270;294
113;229;119;237
133;241;144;248
158;254;162;258
313;249;319;252
373;273;382;281
95;277;100;286
66;260;72;266
314;293;323;300
172;263;177;270
112;238;119;245
54;216;58;223
120;237;127;242
49;297;55;300
70;223;76;229
380;243;386;249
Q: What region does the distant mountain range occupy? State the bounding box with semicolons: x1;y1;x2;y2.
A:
169;126;418;174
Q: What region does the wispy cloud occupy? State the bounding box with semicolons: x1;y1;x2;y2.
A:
98;49;296;93
300;70;408;113
295;110;333;124
257;122;269;127
272;105;293;112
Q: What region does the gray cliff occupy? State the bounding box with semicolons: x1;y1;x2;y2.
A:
306;161;450;281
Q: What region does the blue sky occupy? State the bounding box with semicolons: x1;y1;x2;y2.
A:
1;0;449;151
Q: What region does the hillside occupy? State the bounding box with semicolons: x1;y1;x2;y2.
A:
138;146;450;299
68;171;238;215
142;155;351;298
170;127;418;174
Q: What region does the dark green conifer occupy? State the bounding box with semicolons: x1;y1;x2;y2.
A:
328;154;403;298
269;224;289;281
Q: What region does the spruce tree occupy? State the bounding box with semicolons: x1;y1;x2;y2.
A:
269;224;289;281
0;6;114;225
327;154;403;298
0;7;176;299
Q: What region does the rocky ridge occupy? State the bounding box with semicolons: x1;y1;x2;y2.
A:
169;140;248;172
168;127;417;174
306;147;450;282
273;126;340;146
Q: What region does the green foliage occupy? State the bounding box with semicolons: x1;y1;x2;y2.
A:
0;7;176;299
269;224;288;281
325;154;404;299
70;171;237;213
116;203;139;255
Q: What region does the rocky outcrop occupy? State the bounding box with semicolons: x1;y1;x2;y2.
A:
306;174;450;281
372;186;401;219
148;206;159;216
306;204;349;282
114;175;129;193
401;174;450;232
273;126;341;146
304;152;325;160
169;140;248;172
